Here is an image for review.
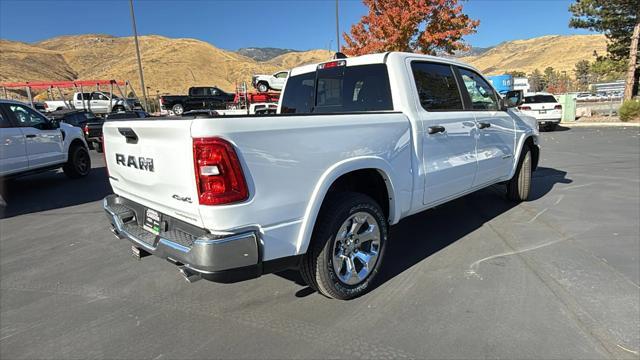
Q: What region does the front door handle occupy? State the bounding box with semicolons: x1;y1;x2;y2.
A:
428;126;446;134
478;122;491;129
25;134;36;138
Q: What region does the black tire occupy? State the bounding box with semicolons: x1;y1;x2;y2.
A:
95;141;104;153
506;145;532;202
300;192;387;300
87;140;94;150
257;82;269;93
63;145;91;179
172;103;184;115
112;105;125;113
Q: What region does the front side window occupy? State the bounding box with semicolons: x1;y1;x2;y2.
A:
0;109;10;128
7;104;49;129
275;72;288;79
411;62;463;111
458;68;499;111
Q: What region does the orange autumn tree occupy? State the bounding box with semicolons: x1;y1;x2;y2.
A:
343;0;479;56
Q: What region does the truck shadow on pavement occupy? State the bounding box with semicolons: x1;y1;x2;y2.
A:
279;167;572;298
0;166;112;219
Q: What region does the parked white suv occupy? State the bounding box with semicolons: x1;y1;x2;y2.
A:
518;92;562;131
0;100;91;179
102;52;539;299
252;71;288;92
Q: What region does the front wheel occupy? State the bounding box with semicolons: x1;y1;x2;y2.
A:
257;82;269;93
63;145;91;178
506;145;532;201
300;192;387;300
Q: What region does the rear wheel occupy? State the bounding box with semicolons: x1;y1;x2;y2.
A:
257;82;269;93
300;192;387;300
506;145;532;201
112;105;125;113
172;103;184;115
63;145;91;178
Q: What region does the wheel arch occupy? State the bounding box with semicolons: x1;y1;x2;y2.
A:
510;134;539;178
295;157;400;255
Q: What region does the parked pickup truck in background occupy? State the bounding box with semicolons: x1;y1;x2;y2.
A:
0;100;91;179
252;71;288;92
103;52;539;299
73;92;141;114
159;87;235;115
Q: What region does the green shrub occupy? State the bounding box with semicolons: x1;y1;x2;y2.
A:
619;99;640;122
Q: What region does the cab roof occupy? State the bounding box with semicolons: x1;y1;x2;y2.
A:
289;51;480;77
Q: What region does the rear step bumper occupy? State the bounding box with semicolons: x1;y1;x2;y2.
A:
103;194;262;283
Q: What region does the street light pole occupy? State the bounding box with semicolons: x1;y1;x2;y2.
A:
129;0;149;111
335;0;340;52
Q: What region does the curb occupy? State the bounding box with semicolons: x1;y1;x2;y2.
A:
561;122;640;128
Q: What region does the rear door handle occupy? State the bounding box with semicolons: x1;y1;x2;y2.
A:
478;122;491;129
428;126;446;134
25;134;36;138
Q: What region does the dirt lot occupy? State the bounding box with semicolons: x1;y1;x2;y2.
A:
1;126;638;359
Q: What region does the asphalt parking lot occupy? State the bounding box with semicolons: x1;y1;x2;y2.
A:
1;127;638;359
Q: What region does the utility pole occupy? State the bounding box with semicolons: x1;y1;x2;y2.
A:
129;0;149;111
335;0;340;52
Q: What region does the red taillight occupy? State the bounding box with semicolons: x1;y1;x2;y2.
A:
519;106;532;111
44;103;48;109
159;97;164;105
193;138;248;205
83;123;89;135
317;60;346;70
554;105;562;110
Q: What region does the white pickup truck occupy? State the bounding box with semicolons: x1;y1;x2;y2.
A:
0;100;91;179
252;71;288;92
103;52;539;299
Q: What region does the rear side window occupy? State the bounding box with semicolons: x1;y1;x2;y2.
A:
76;93;91;100
524;95;558;104
281;72;316;114
315;64;392;113
411;62;463;111
281;64;393;114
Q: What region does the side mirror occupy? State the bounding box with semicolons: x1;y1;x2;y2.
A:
502;90;523;109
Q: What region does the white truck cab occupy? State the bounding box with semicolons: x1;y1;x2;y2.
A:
102;52;539;299
0;100;91;179
252;71;289;92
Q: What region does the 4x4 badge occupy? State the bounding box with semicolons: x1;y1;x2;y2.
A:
172;194;192;203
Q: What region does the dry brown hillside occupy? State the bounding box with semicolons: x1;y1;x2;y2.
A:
1;33;605;96
459;34;607;75
0;40;77;83
2;34;331;95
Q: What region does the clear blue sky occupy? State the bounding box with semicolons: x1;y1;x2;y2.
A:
0;0;595;51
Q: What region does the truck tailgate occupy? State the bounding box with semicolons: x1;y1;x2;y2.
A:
103;119;203;227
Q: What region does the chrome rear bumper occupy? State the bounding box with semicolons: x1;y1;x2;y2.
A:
103;194;260;278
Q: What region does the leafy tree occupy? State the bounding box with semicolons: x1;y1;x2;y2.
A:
590;57;627;81
569;0;639;99
528;69;544;92
543;66;559;90
342;0;479;56
574;60;592;89
506;70;527;78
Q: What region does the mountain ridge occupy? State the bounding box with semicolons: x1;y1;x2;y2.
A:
0;33;607;96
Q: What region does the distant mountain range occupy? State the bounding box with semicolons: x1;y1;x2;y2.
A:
0;33;607;97
236;47;301;61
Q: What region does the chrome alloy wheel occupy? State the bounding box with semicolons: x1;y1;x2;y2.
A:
332;212;381;285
